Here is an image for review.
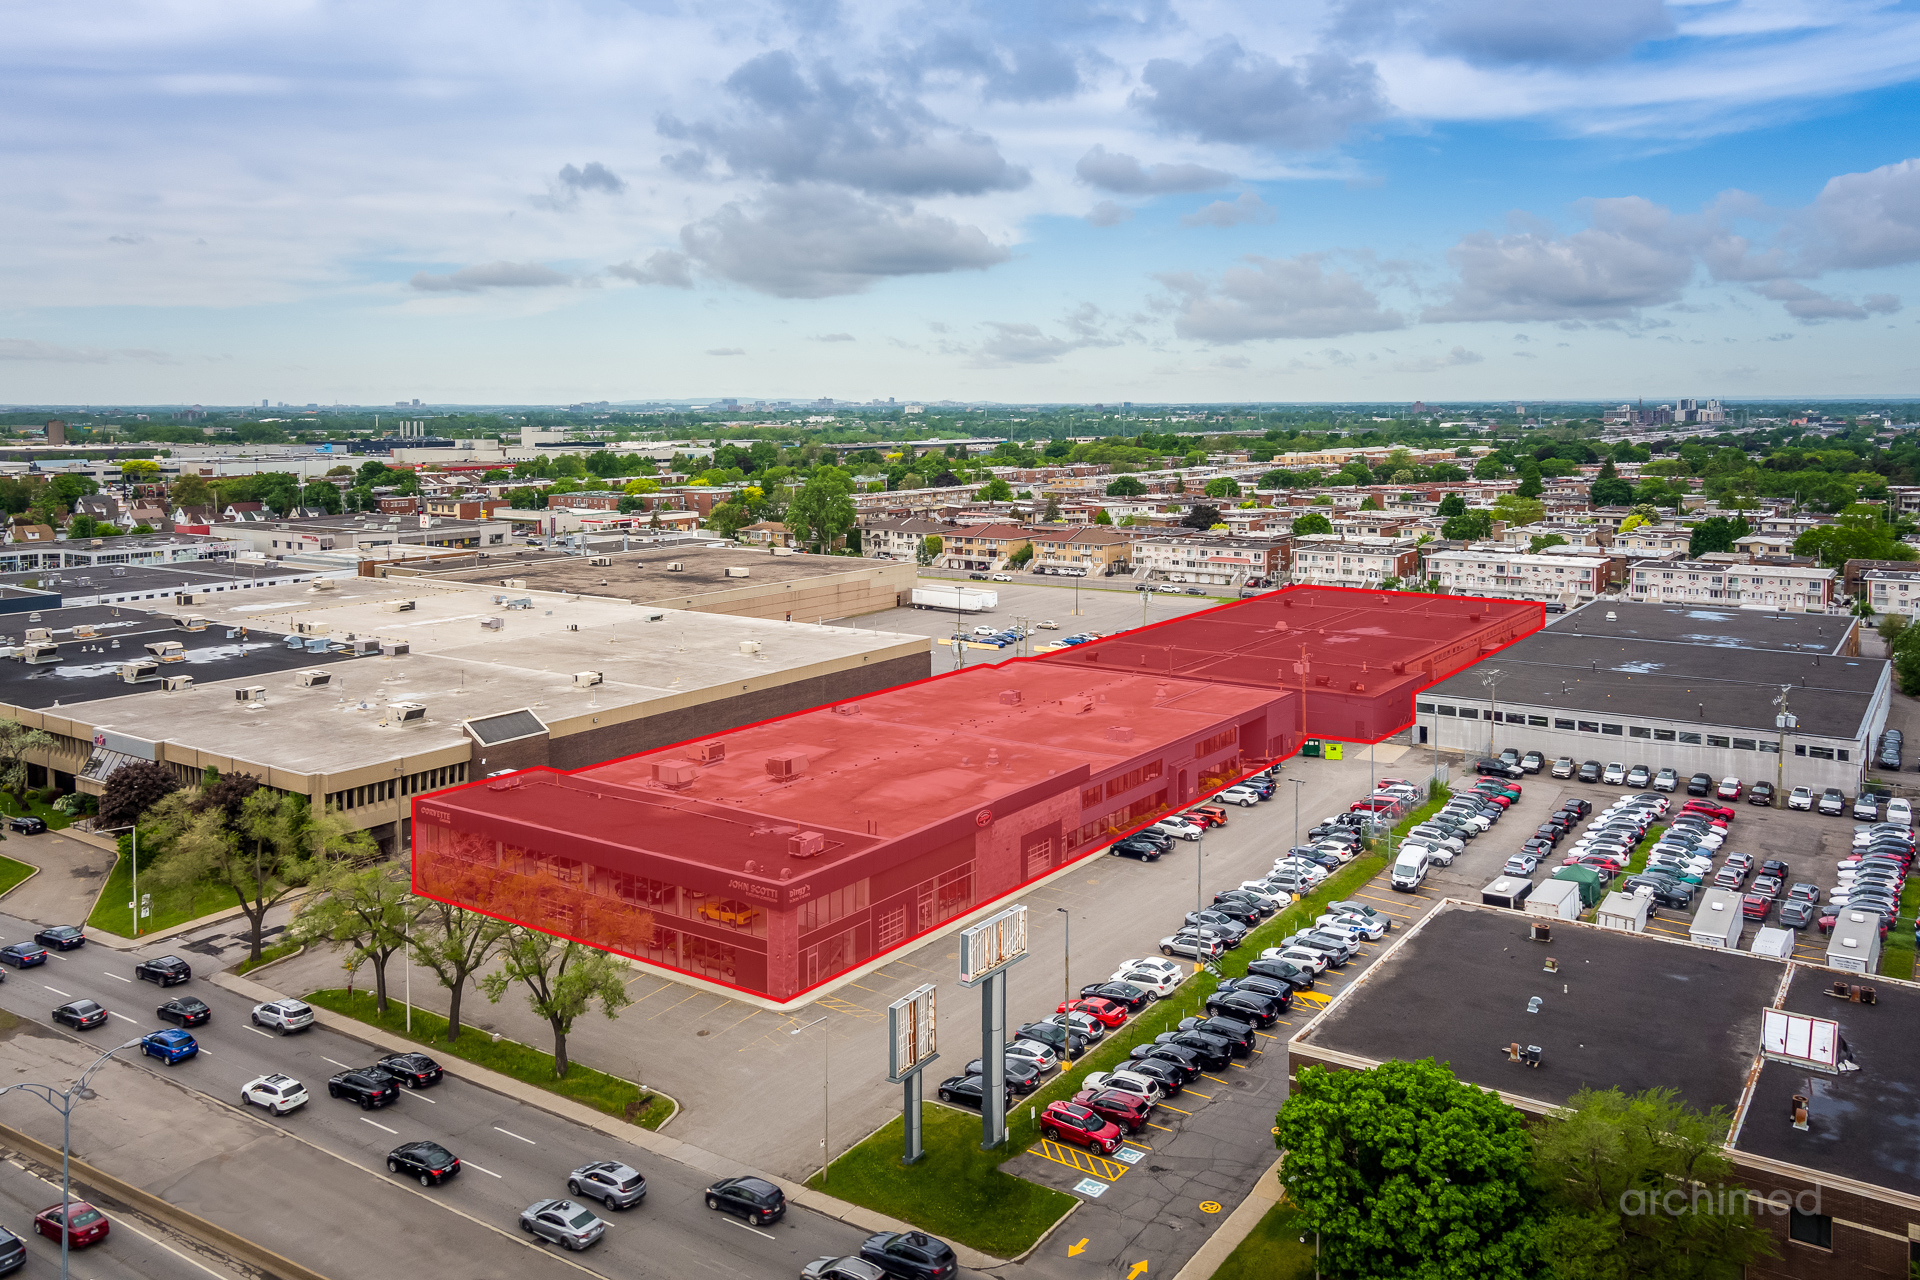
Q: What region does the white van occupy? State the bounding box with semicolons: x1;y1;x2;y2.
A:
1390;848;1430;892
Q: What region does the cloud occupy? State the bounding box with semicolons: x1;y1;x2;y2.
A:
812;332;856;341
1422;198;1695;321
903;33;1081;104
679;185;1010;298
1752;280;1902;323
1333;0;1674;66
1392;345;1484;372
1086;201;1134;227
1075;145;1232;195
706;347;745;356
1157;253;1405;342
1182;192;1276;228
409;261;572;292
558;161;626;195
607;251;694;288
1133;41;1386;148
0;338;172;364
107;233;148;245
657;50;1028;197
961;304;1122;366
1800;158;1920;271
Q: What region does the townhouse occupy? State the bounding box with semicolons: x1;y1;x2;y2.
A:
1627;558;1836;611
1287;535;1422;588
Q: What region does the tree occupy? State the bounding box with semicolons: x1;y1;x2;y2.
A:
67;514;98;540
1438;493;1467;519
785;468;857;551
1360;495;1382;511
705;500;752;538
1473;457;1506;480
1181;504;1223;530
0;721;51;795
1589;459;1634;507
1793;505;1918;569
1106;475;1147;498
479;929;632;1078
300;481;343;514
169;474;215;509
121;459;162;484
1878;613;1907;645
292;863;413;1013
1687;515;1751;558
410;900;511;1042
1291;513;1333;537
975;477;1014;502
1093;507;1112;525
915;535;944;566
1043;493;1062;522
1278;1060;1540;1280
1444;510;1495;541
1534;1087;1774;1279
1491;495;1545;527
1529;534;1569;554
1516;463;1544;499
97;760;180;828
1205;477;1241;499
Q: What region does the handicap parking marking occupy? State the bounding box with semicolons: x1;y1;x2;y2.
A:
1029;1139;1129;1182
1073;1178;1109;1198
1113;1146;1145;1165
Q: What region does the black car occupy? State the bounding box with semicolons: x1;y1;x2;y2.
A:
1016;1020;1089;1060
328;1067;401;1109
1623;878;1692;909
0;1223;22;1274
1205;989;1282;1027
5;816;44;835
1687;773;1714;796
1178;1014;1253;1056
1109;837;1162;862
373;1052;444;1089
1078;981;1150;1012
861;1231;957;1280
1213;890;1275;918
1244;958;1315;989
388;1140;460;1187
32;926;85;951
52;999;107;1030
1577;761;1603;783
1748;781;1776;806
1561;797;1594;819
936;1074;1008;1110
1219;975;1296;1007
1475;758;1522;778
1153;1030;1232;1070
135;955;192;986
1128;1042;1202;1082
1123;1057;1188;1094
1192;900;1259;927
0;944;46;968
963;1057;1043;1093
156;995;211;1027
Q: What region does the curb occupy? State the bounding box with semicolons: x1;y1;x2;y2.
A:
233;943;305;977
210;968;1011;1271
1169;1155;1285;1280
0;862;40;904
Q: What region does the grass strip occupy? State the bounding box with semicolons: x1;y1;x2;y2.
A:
0;794;71;831
235;940;301;975
303;987;674;1130
1881;873;1920;980
85;846;222;936
0;855;35;898
1208;1201;1318;1280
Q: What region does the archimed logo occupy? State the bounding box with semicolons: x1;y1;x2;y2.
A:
1620;1184;1818;1218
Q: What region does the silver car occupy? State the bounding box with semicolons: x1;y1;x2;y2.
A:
1005;1039;1059;1072
568;1160;646;1209
520;1199;607;1250
802;1258;888;1280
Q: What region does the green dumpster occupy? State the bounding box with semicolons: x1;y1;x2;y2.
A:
1301;739;1323;758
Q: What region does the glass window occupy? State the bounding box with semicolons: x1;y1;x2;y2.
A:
1602;724;1624;736
1436;705;1456;716
1528;715;1548;727
1415;702;1435;714
1577;721;1600;733
1788;1208;1831;1250
1653;729;1676;742
1629;726;1652;739
1732;738;1756;751
1554;718;1576;730
1679;732;1703;745
1794;744;1806;757
1838;749;1850;762
1759;741;1779;753
1707;735;1732;748
1459;708;1479;719
1808;746;1835;760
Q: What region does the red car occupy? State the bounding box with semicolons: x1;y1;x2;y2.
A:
1056;997;1127;1028
35;1201;108;1248
1681;802;1736;823
1072;1087;1152;1135
1039;1101;1124;1154
1183;810;1227;829
1187;806;1229;827
1741;894;1771;921
1818;908;1890;937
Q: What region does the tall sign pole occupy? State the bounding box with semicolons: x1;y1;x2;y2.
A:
886;984;938;1165
959;905;1028;1149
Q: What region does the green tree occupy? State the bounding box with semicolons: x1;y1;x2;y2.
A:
975;477;1015;502
1534;1087;1774;1280
1438;493;1468;518
1043;493;1063;522
1589;459;1635;507
293;863;413;1013
1093;507;1113;525
479;929;633;1078
1793;505;1918;569
410;900;511;1042
915;535;944;566
1205;476;1241;499
1278;1060;1539;1280
1291;513;1333;536
1181;503;1223;530
66;514;98;539
1007;540;1034;567
0;721;52;795
1491;495;1545;526
97;760;180;828
785;468;857;551
1529;534;1569;554
1444;510;1495;541
705;500;752;538
1687;515;1751;558
1878;613;1908;645
1473;457;1506;480
1516;463;1544;499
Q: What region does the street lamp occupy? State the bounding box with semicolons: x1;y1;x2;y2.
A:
0;1038;145;1280
789;1012;831;1183
1479;667;1503;757
95;824;144;937
1056;907;1070;1008
1289;777;1307;848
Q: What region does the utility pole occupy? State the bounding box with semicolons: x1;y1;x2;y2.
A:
1774;685;1795;805
1479;667;1502;758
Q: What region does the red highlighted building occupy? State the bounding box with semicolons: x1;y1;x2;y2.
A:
413;588;1541;1007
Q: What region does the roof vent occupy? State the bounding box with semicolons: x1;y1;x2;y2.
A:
999;690;1022;705
766;750;808;780
652;759;698;789
739;640;762;655
1606;611;1617;621
789;830;826;857
694;741;726;765
724;566;750;578
297;669;332;687
1106;725;1135;743
235;685;266;703
573;671;603;688
831;703;859;716
588;556;612;567
389;701;426;723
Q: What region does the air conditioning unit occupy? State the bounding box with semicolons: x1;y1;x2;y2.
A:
642;611;665;622
161;674;194;692
694;741;726;765
380;640;410;656
22;629;50;644
666;562;683;572
588;556;612;567
236;686;266;703
312;579;337;592
383;599;417;613
573;671;603;688
503;578;527;588
724;566;750;578
771;546;796;557
651;759;698;789
349;638;379;655
71;625;97;640
145;640;186;662
765;750;808;780
297;669;332;687
175;593;200;605
119;660;158;683
294;621;316;634
788;830;826;858
739;640;762;655
480;616;504;631
389;701;426;723
172;615;209;632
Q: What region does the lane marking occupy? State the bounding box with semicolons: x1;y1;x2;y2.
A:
493;1126;536;1145
1147;1122;1175;1134
0;1154;236;1280
725;1218;777;1239
1159;1104;1194;1116
323;1056;354;1069
412;1092;436;1104
102;972;132;983
1183;1090;1214;1101
43;985;70;997
109;1011;137;1023
1199;1073;1230;1085
465;1160;502;1178
249;1027;275;1038
361;1118;397;1134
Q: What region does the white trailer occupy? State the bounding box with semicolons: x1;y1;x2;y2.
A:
1524;878;1583;921
1689;888;1743;949
911;586;997;613
1597;891;1651;933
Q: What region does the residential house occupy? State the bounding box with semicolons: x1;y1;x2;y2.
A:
739;521;797;549
940;523;1032;571
1422;548;1610;607
1135;535;1289;587
1863;568;1920;619
1627;558;1835;612
859;516;951;561
1026;527;1134;577
1288;536;1422;588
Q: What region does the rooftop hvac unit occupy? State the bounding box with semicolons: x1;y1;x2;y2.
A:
651;759;698;790
588;556;613;567
297;669;332;687
71;624;97;640
380;640;410;656
739;640;762;655
161;674;194;692
294;621;316;634
573;670;603;687
172;615;209;632
349;638;379;655
765;750;808;780
383;599;417;613
175;593;199;605
771;546;796;557
503;578;527;588
145;640;186;662
694;741;726;765
236;685;266;703
643;611;665;622
389;701;426;723
284;635;304;650
22;629;50;644
504;597;532;610
119;660;158;683
998;690;1022;705
1106;725;1135;743
110;567;126;577
312;580;336;592
724;566;750;578
480;616;504;631
304;637;331;653
666;562;683;572
789;830;826;858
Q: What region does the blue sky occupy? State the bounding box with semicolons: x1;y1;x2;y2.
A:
6;0;1920;405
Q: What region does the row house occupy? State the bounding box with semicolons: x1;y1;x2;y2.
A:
1627;558;1835;612
1288;535;1422;588
941;523;1032;571
1027;527;1134;576
1843;556;1920;598
1863;568;1920;618
1422;548;1610;607
858;516;951;561
1610;525;1693;558
1135;535;1289;586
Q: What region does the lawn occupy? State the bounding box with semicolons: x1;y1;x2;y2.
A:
1879;872;1920;980
0;793;71;831
85;842;224;936
304;987;674;1130
1209;1201;1318;1280
0;855;35;898
235;940;302;975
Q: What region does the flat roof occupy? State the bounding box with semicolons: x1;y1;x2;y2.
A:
1549;602;1852;654
407;544;904;607
0;561;318;598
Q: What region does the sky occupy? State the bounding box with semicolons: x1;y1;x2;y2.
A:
6;0;1920;406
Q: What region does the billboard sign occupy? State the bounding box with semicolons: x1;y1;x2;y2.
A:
1761;1009;1840;1072
887;983;938;1081
959;905;1028;986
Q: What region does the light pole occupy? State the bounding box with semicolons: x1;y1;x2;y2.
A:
0;1038;145;1280
1056;907;1070;1008
1195;827;1205;915
1773;685;1796;806
789;1012;830;1182
1479;667;1503;757
1289;777;1307;849
97;824;143;937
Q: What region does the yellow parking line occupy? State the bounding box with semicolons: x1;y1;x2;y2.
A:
1200;1073;1230;1085
1230;1061;1251;1070
1184;1090;1214;1101
1147;1122;1175;1134
1027;1139;1128;1181
1160;1104;1194;1116
1254;1030;1278;1040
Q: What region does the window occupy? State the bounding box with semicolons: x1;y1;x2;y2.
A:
1629;726;1652;739
1759;741;1779;753
1653;729;1676;742
1732;738;1757;751
1794;744;1805;757
1577;721;1600;733
1528;715;1548;727
1788;1207;1831;1250
1435;704;1456;716
1459;708;1479;720
1707;735;1731;748
1838;749;1850;762
1194;728;1238;758
1553;718;1576;730
1105;759;1165;798
1601;724;1623;736
1807;746;1835;760
1415;702;1435;714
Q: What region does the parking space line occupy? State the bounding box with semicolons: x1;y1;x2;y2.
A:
249;1026;275;1038
1230;1061;1251;1069
109;1011;136;1023
1254;1030;1278;1039
361;1117;397;1134
1200;1073;1230;1085
323;1055;354;1069
1027;1139;1128;1181
1183;1090;1213;1101
1159;1104;1194;1116
1146;1122;1176;1134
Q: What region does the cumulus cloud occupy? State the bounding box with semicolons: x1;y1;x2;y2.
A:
1800;158;1920;271
607;251;694;288
657;50;1028;197
1182;192;1276;228
1133;42;1386;148
679;185;1010;298
408;261;572;292
1423;198;1695;321
1157;253;1405;342
902;33;1081;104
1086;201;1134;227
965;304;1121;366
1391;345;1483;372
1334;0;1674;66
1075;145;1233;195
0;338;172;363
1753;280;1902;323
558;161;626;194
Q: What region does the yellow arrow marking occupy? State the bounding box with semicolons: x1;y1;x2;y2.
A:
1128;1262;1149;1280
1067;1239;1088;1257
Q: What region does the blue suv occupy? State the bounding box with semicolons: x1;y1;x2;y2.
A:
141;1029;199;1065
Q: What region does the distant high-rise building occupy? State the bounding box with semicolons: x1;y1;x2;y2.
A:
261;398;269;409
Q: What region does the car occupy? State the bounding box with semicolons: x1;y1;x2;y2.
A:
1109;835;1163;862
141;1028;198;1064
1712;867;1744;891
1889;798;1914;826
240;1072;309;1115
5;815;46;836
329;1066;401;1109
0;943;46;968
1779;900;1816;929
805;1259;891;1280
566;1160;647;1210
1576;760;1602;783
520;1198;607;1251
1716;777;1742;800
1117;956;1183;983
1017;1020;1090;1059
1080;1069;1164;1104
1074;1087;1153;1135
34;1202;108;1248
1750;875;1783;899
989;573;1012;583
1150;817;1205;841
1503;853;1541;876
967;1056;1044;1092
0;1223;21;1274
1476;758;1523;779
372;1052;444;1089
1109;966;1180;998
33;926;85;950
1244;958;1315;989
148;994;210;1030
858;1231;958;1280
1316;910;1385;939
1153;1030;1232;1070
1218;786;1264;807
1627;879;1693;909
389;1140;461;1187
1783;786;1814;811
1855;792;1884;820
1179;1014;1255;1055
1723;852;1755;874
1602;762;1627;785
1039;1100;1125;1153
1004;1039;1060;1072
252;999;315;1033
1818;788;1847;816
1206;989;1282;1026
1742;894;1771;921
1550;756;1576;779
1787;882;1821;904
1758;858;1789;879
1685;773;1712;796
1078;981;1150;1012
1623;764;1650;789
1186;805;1230;827
1519;751;1544;774
52;999;107;1030
935;1075;1008;1110
1819;907;1891;937
967;573;988;581
135;954;192;985
1748;781;1776;807
1266;944;1329;973
1034;619;1060;630
1159;932;1224;960
1653;768;1679;793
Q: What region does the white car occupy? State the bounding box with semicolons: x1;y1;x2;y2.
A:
1787;786;1815;810
1271;859;1329;884
989;573;1012;582
1263;945;1328;974
1235;881;1290;907
1149;818;1204;842
1081;1069;1164;1104
1602;762;1628;785
971;625;997;636
1315;913;1384;940
1006;1039;1060;1071
251;999;315;1034
1889;799;1914;826
240;1072;309;1116
1117;956;1184;983
1110;966;1180;998
1159;933;1223;960
1404;827;1465;854
1219;786;1264;807
1401;839;1453;866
